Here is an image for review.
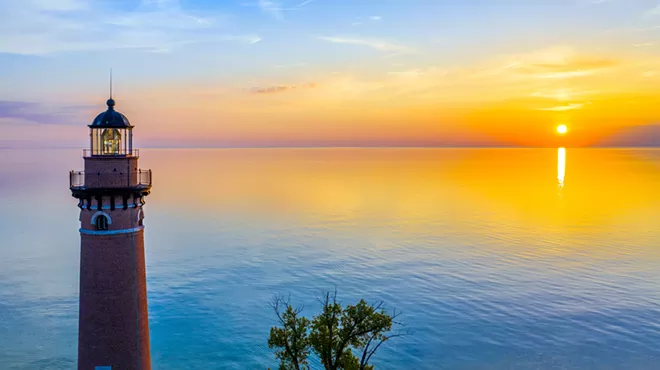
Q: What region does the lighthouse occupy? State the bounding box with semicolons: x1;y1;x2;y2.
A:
70;97;152;370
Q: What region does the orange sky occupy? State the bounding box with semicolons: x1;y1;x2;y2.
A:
122;45;660;147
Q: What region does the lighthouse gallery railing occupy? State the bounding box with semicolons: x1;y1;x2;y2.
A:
82;148;140;157
70;169;152;189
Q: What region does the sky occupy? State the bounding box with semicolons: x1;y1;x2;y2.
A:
1;0;660;148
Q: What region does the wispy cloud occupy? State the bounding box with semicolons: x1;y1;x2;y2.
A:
273;62;308;69
537;103;586;111
466;47;618;82
317;36;415;53
258;0;284;20
223;34;263;44
352;15;383;26
252;0;315;20
605;24;660;35
506;49;618;79
633;42;655;47
0;0;260;55
295;0;315;7
636;25;660;31
387;69;425;77
251;83;317;94
531;89;600;101
298;45;645;112
646;5;660;16
537;70;595;79
0;101;94;125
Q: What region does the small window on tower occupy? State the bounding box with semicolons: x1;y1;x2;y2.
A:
137;208;144;227
95;215;109;231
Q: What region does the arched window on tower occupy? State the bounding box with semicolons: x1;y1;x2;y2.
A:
136;208;144;227
95;215;109;231
101;128;122;155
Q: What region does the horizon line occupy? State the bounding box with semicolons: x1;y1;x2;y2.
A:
1;144;659;150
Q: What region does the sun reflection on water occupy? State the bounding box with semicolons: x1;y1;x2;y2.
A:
558;147;566;190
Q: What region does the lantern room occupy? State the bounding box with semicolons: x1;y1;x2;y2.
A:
88;98;134;156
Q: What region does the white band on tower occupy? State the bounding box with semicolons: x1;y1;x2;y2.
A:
79;226;144;236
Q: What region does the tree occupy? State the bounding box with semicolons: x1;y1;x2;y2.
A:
268;297;311;370
268;290;405;370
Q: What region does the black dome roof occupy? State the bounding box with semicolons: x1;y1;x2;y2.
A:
89;99;132;128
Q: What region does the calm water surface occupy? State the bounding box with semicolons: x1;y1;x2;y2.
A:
1;148;660;369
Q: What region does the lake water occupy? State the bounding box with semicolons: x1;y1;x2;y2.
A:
1;148;660;369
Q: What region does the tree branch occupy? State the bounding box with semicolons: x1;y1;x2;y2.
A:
359;334;376;369
321;289;339;370
270;294;305;370
363;332;407;366
332;300;380;366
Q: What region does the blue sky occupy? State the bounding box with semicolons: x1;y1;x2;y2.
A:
1;0;652;88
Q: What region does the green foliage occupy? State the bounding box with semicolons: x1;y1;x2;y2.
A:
268;291;404;370
268;300;311;370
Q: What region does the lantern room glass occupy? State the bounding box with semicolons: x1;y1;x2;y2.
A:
90;127;133;156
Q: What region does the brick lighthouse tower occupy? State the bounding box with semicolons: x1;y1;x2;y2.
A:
69;95;153;370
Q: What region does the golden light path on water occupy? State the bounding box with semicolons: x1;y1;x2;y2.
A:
558;147;566;189
142;148;660;235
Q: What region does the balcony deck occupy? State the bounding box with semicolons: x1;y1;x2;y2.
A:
69;169;152;198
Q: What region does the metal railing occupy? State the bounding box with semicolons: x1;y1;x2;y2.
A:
70;169;152;189
83;148;139;157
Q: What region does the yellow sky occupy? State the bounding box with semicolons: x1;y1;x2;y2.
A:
117;45;660;147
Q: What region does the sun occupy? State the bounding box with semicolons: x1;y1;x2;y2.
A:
556;124;568;135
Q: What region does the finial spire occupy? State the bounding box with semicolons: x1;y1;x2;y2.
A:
107;69;116;110
110;68;113;99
